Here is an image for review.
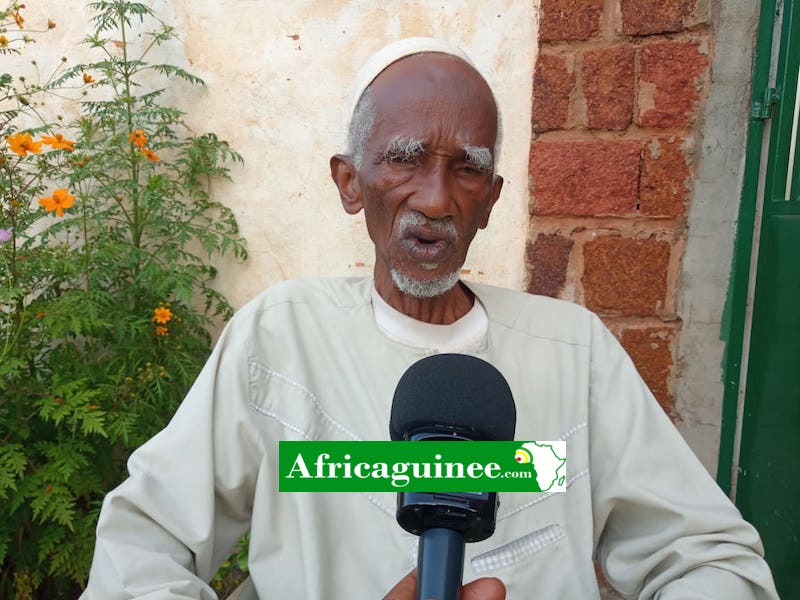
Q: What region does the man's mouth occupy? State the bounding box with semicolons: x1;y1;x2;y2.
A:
401;229;453;263
396;213;458;265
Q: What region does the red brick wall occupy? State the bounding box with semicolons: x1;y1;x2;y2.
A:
528;0;711;418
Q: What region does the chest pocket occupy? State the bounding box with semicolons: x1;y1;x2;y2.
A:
464;461;590;576
471;523;564;574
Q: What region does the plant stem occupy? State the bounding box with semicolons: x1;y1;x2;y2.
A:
116;4;144;313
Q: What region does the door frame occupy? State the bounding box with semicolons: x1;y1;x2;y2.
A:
717;0;791;496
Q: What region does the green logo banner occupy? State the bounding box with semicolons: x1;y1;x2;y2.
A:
278;441;567;492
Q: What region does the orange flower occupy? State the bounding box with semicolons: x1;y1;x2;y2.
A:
13;11;23;29
0;36;8;48
155;325;168;336
152;306;173;324
7;132;42;156
141;148;158;162
82;72;94;84
129;129;146;148
38;188;76;217
41;133;75;151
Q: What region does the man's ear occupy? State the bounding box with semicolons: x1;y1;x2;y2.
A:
479;174;504;229
330;154;363;215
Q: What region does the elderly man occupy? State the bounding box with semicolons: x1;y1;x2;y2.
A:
82;39;777;599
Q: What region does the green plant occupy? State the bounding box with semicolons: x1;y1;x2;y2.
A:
211;532;250;597
0;2;246;597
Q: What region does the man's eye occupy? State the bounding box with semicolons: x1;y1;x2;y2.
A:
387;153;420;165
458;163;485;176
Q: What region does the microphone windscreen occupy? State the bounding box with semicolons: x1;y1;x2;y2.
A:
389;353;516;441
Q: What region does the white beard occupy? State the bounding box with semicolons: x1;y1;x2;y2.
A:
390;268;461;298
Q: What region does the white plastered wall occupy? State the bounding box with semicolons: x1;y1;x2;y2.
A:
19;1;537;310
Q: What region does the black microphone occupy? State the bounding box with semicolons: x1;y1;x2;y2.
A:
390;354;516;600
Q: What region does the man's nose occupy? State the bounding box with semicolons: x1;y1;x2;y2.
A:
406;165;454;220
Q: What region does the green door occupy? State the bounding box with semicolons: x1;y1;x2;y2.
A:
726;1;800;596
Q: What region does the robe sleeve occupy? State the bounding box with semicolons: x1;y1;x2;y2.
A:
587;315;778;599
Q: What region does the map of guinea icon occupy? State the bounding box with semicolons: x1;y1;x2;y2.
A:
516;442;567;492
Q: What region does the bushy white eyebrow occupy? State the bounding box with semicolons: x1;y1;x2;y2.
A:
377;136;425;163
374;138;494;173
463;145;493;173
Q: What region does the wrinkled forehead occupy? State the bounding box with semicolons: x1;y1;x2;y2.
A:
371;53;494;109
368;54;499;149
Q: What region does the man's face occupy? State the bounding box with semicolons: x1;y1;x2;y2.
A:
346;53;503;298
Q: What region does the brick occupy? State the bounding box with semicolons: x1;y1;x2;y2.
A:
526;234;574;297
532;52;575;133
640;137;691;217
619;327;676;415
582;45;635;131
621;0;696;36
582;238;670;315
529;140;640;216
539;0;603;42
637;40;710;128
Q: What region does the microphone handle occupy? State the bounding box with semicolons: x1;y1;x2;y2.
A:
417;527;465;600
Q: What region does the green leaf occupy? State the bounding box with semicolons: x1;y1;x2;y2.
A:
0;444;27;500
30;484;76;530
